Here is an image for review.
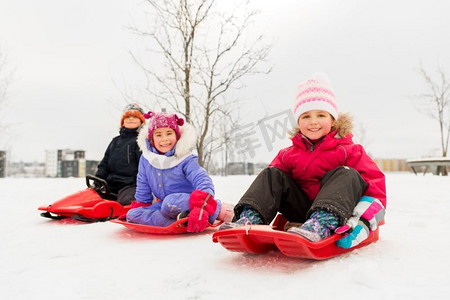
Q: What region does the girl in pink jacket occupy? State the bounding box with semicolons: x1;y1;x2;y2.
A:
220;73;386;249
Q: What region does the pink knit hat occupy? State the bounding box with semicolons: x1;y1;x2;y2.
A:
293;73;338;121
143;110;185;142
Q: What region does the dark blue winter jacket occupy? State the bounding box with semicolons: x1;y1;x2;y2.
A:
95;127;141;193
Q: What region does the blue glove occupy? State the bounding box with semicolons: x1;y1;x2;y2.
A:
335;196;385;249
336;219;370;249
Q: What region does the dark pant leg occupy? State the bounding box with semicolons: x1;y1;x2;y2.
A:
310;166;368;223
117;185;136;206
236;167;312;224
99;192;117;200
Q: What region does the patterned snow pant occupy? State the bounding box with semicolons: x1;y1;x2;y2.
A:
126;193;221;227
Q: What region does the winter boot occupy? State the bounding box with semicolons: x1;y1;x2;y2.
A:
176;211;190;227
177;211;189;220
217;202;235;222
219;205;263;230
284;221;303;231
287;209;340;242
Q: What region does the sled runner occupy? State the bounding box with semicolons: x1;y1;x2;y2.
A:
38;175;130;222
110;218;223;235
212;214;380;260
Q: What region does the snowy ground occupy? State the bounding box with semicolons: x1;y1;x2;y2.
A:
1;173;449;299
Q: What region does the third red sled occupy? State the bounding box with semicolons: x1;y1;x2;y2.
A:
38;175;130;222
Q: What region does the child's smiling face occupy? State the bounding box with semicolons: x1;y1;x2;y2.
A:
298;110;334;140
152;127;177;153
123;116;142;129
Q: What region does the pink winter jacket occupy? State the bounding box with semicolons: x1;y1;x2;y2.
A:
269;130;386;208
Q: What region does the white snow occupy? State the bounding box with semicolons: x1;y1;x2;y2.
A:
1;173;450;299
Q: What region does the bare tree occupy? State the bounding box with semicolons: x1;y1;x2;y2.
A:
129;0;271;170
415;63;450;175
0;47;14;142
353;121;372;155
416;64;450;156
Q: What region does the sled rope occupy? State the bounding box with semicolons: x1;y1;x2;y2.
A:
245;219;252;235
198;194;211;221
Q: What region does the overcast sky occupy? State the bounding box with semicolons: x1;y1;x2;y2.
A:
1;0;450;163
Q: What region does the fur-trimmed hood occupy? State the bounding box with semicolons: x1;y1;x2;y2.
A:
289;112;354;139
137;121;198;169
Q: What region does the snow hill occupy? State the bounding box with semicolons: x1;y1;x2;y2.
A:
1;173;449;299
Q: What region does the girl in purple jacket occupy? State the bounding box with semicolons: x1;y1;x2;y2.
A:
220;73;386;249
126;111;233;232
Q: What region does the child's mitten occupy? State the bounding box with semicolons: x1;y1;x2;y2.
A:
187;190;217;232
336;219;370;248
336;196;385;249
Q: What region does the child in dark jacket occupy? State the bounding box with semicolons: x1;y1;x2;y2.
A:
220;73;386;249
126;110;233;232
95;103;145;205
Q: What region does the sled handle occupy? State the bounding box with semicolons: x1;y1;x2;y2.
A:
86;174;111;195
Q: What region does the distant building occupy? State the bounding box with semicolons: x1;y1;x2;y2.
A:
226;162;253;175
86;160;99;176
7;161;45;177
223;159;407;176
0;151;6;178
226;162;267;175
45;149;99;178
60;160;80;178
373;159;409;172
45;150;58;177
253;162;268;175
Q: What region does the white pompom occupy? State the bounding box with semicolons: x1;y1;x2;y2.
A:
311;72;331;84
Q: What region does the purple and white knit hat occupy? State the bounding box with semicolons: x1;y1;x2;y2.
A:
293;73;338;121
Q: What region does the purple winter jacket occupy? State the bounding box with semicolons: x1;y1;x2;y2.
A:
134;122;214;204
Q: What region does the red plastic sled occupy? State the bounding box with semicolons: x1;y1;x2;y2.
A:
110;218;223;235
38;175;130;222
212;214;380;260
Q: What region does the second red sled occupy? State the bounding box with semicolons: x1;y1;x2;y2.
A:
110;217;223;235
